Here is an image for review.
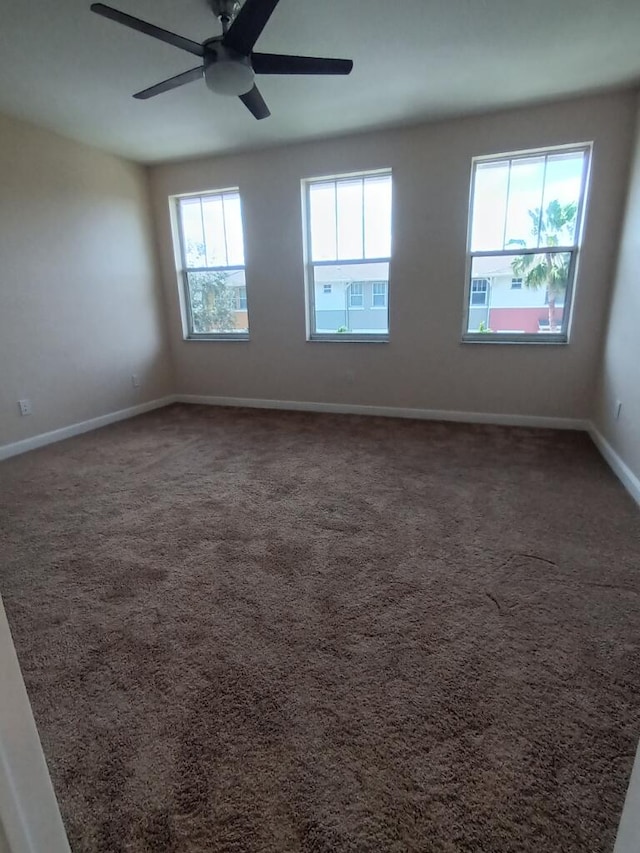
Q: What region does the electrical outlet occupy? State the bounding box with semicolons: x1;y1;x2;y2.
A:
615;400;622;420
131;374;140;389
18;399;32;416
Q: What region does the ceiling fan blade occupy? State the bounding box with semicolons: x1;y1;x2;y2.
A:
133;66;204;99
252;53;353;75
239;84;271;120
90;3;204;57
222;0;281;56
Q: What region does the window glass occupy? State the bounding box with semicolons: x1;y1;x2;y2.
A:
465;147;589;340
177;190;249;337
306;172;392;338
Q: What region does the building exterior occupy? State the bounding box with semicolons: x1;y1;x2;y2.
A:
468;257;565;334
223;260;564;336
229;276;248;331
312;261;389;334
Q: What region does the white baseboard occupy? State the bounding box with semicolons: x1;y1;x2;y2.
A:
588;423;640;508
6;395;637;511
176;394;588;431
0;396;177;462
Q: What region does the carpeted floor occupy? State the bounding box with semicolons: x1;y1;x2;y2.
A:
1;404;639;853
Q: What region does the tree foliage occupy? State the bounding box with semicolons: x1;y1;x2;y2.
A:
188;271;236;333
510;200;577;332
186;241;236;333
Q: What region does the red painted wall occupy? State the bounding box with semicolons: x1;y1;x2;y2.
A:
488;307;564;334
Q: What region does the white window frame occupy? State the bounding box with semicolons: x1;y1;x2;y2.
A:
511;277;523;289
302;169;392;342
371;281;388;309
462;143;592;345
174;188;249;341
323;284;332;294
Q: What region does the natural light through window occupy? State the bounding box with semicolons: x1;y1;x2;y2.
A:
464;145;590;342
304;171;392;339
176;190;248;338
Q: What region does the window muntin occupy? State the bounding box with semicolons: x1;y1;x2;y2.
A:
464;145;590;342
176;190;248;338
305;171;392;339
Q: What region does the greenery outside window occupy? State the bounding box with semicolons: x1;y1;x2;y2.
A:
176;190;248;339
464;145;591;342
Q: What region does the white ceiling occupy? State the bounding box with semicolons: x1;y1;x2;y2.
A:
0;0;639;164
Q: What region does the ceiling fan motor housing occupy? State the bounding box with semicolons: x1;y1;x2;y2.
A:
204;44;255;96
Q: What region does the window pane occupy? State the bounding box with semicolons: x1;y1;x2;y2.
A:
538;151;585;247
472;151;587;253
312;261;389;335
503;155;545;249
372;281;387;307
309;182;337;261
179;198;206;267
186;269;248;334
467;252;571;335
336;178;364;259
364;175;392;258
235;286;247;311
471;278;489;306
223;193;245;265
349;281;364;307
470;160;509;252
201;196;227;266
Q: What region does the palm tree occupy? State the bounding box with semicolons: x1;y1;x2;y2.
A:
510;199;577;332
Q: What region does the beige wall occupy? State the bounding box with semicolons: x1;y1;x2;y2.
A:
0;821;9;853
0;114;173;447
150;92;636;420
594;95;640;485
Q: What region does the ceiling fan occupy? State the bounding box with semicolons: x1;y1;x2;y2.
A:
90;0;353;120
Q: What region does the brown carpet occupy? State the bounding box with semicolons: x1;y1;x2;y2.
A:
1;404;639;853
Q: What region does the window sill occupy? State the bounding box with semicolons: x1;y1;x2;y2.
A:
184;334;250;342
462;334;568;345
309;334;389;343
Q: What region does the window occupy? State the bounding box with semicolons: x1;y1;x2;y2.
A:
235;286;247;311
372;281;388;308
464;145;590;342
471;278;489;306
304;170;392;339
175;189;248;338
349;282;364;308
